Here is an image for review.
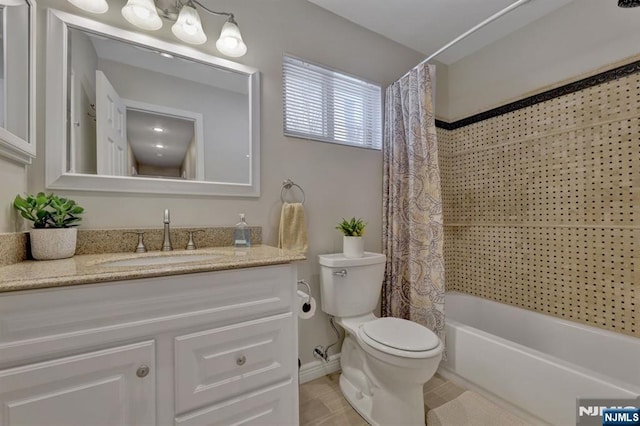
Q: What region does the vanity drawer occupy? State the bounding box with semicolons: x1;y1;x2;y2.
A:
174;312;295;414
174;379;295;426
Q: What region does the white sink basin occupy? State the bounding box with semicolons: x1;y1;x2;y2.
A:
102;254;224;268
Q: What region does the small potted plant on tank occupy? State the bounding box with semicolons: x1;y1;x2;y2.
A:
13;192;85;260
336;217;366;258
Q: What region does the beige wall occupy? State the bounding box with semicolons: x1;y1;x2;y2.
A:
444;0;640;121
0;159;28;233
432;60;449;121
30;0;423;364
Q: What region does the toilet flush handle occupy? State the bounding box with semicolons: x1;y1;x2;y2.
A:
333;269;348;277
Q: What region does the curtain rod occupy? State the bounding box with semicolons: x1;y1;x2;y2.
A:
402;0;534;78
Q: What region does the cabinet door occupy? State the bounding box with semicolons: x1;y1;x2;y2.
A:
0;341;155;426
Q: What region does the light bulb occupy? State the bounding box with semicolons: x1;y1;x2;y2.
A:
172;5;207;45
133;6;151;19
122;0;163;31
215;19;247;57
67;0;108;14
221;37;238;49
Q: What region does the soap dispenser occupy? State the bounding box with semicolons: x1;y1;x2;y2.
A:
233;213;251;248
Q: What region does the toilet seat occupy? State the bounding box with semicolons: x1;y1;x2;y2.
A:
358;317;440;359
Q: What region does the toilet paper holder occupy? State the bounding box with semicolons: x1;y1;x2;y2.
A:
297;279;312;311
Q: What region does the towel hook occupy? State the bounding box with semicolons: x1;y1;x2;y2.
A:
281;179;306;204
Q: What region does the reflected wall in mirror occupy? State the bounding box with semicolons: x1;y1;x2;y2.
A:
67;27;250;184
0;0;35;164
46;9;260;197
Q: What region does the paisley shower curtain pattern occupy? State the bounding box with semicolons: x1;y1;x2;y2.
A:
382;63;445;342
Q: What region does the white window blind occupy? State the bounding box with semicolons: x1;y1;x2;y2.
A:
283;55;382;150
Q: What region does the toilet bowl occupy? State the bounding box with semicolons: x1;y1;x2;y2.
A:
318;253;442;426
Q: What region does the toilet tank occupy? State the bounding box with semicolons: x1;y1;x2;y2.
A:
318;252;386;317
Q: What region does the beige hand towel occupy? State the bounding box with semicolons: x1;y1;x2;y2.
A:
278;202;308;253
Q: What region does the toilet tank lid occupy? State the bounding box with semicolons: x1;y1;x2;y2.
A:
318;252;386;267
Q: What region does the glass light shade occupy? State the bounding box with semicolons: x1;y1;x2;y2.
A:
67;0;108;14
122;0;163;31
215;20;247;57
171;5;207;45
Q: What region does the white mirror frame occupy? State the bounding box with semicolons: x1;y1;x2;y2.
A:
46;9;260;197
0;0;36;164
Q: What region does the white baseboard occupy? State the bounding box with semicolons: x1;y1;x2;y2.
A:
437;367;550;425
299;353;341;384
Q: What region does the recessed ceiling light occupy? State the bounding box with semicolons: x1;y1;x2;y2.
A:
154;144;164;148
153;127;165;132
160;52;174;58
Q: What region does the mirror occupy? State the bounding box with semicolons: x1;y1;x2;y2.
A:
0;0;35;164
46;9;260;197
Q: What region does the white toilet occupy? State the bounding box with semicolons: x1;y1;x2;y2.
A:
318;252;442;426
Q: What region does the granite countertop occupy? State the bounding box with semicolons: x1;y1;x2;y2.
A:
0;245;306;293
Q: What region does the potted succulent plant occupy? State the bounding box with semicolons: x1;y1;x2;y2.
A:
336;217;366;258
13;192;85;260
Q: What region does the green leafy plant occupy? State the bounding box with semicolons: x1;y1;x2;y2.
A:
336;217;366;237
13;193;84;228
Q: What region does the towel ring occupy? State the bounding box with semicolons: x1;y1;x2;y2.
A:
281;179;306;204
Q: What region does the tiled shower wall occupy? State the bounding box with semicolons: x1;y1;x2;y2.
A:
437;68;639;338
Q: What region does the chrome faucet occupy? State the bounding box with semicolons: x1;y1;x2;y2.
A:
162;209;173;251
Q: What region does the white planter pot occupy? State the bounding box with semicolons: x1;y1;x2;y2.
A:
29;228;78;260
343;236;364;258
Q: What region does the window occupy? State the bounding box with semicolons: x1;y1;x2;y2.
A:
283;55;382;150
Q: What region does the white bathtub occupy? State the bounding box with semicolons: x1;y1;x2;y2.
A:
441;292;640;425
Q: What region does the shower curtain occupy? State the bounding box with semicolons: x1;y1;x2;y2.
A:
382;63;445;342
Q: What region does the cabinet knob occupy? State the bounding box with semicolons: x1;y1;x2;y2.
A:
136;365;150;378
236;355;246;366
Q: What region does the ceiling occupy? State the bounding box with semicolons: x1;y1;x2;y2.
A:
127;109;195;169
307;0;576;64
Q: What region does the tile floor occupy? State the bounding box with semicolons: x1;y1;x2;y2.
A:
299;372;466;425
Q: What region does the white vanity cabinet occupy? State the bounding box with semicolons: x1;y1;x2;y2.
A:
0;263;299;426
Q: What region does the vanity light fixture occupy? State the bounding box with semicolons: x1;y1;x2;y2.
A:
67;0;108;14
120;0;247;57
121;0;163;30
171;3;207;45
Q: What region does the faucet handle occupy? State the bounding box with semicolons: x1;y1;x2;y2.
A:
125;231;147;253
186;230;206;250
